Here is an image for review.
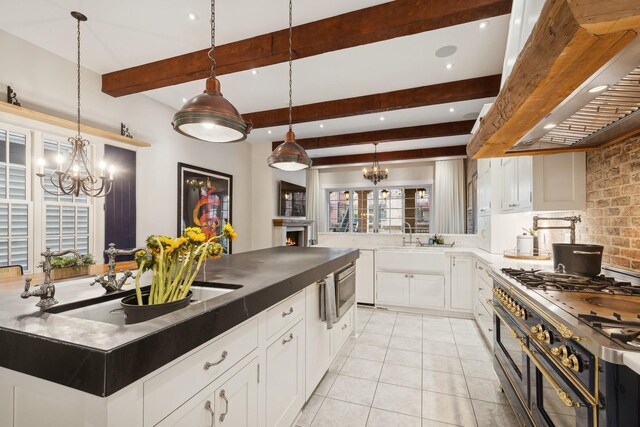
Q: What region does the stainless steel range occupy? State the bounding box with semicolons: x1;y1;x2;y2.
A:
490;267;640;427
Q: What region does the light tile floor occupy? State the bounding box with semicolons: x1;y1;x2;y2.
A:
295;306;518;427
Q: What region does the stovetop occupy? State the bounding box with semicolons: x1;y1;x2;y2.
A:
501;268;640;295
500;267;640;351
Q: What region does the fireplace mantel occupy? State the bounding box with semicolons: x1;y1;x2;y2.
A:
272;218;315;247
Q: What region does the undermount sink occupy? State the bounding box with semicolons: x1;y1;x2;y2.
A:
48;282;241;326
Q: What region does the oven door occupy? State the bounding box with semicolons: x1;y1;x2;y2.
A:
335;264;356;318
492;301;529;403
527;342;594;427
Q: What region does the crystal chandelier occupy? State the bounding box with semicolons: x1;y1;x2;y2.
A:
363;143;388;185
36;12;114;198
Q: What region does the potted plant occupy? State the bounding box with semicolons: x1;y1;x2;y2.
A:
119;223;237;324
46;253;96;280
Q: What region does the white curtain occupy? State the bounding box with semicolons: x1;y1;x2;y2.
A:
433;159;465;234
305;168;320;243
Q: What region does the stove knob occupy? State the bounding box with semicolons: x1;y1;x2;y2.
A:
517;308;526;319
510;303;518;313
551;345;568;358
562;354;582;372
537;330;552;344
530;324;542;334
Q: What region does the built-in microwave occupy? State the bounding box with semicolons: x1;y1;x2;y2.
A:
335;263;356;318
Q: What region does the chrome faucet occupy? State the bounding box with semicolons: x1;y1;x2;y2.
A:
403;222;413;247
90;243;149;293
21;247;81;309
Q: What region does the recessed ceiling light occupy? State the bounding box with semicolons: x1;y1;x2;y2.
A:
445;63;453;70
543;123;557;130
379;117;385;121
319;124;324;128
187;12;198;21
251;69;258;75
435;45;457;58
449;107;455;113
588;85;609;93
479;21;489;29
514;18;521;25
267;130;272;134
182;97;187;103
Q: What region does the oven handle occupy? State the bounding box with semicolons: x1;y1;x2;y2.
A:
488;301;521;339
517;339;584;409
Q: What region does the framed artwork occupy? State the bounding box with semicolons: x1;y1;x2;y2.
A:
177;163;233;254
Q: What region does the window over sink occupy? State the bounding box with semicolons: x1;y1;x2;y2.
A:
326;185;431;234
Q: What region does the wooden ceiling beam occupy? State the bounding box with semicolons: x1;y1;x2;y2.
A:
311;145;467;167
567;0;640;34
248;75;500;129
271;120;475;151
467;0;637;159
101;0;511;97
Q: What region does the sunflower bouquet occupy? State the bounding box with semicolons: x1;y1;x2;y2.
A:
132;223;237;306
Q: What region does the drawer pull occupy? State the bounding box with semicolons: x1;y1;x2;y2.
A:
342;323;348;330
204;350;228;370
219;390;228;422
282;333;294;345
282;307;294;317
204;400;214;427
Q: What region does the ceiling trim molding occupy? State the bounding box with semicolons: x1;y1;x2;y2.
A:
247;75;500;128
310;145;467;166
101;0;511;97
271;120;475;150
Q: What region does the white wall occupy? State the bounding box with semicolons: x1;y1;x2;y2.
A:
249;141;306;250
0;30;253;253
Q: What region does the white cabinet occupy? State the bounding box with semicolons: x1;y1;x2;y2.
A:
473;259;494;348
450;255;473;311
502;0;545;86
500;153;585;213
409;274;445;309
265;320;305;427
213;359;259;427
305;282;333;400
355;249;375;304
376;272;410;306
159;357;259;427
477;159;492;216
376;272;445;310
331;308;354;355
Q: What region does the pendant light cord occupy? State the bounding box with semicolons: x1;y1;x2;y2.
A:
288;0;293;133
208;0;217;79
76;16;82;139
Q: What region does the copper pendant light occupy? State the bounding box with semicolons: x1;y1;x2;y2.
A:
172;0;251;143
267;0;312;171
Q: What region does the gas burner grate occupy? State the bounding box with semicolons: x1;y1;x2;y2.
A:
579;312;640;348
501;268;640;295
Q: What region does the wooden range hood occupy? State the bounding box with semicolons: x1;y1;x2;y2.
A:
468;0;640;159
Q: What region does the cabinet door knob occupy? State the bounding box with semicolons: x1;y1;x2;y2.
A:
410;275;414;278
404;274;408;278
204;350;228;370
342;323;348;330
204;400;214;427
282;333;294;345
219;390;229;422
282;307;294;317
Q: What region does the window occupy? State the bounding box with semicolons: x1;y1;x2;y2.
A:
326;185;432;234
0;127;31;270
42;137;91;254
0;122;99;273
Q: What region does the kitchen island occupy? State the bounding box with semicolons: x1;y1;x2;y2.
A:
0;246;358;427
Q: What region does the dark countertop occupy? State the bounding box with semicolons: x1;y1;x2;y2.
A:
0;246;358;396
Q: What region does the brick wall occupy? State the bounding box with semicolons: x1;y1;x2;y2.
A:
581;135;640;272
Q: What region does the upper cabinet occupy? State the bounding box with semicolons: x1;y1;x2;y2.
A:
501;0;546;86
500;152;586;213
477;159;492;216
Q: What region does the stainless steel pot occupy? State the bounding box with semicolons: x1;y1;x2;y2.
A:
552;243;604;276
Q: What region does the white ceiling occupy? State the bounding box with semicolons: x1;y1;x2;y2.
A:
0;1;509;160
